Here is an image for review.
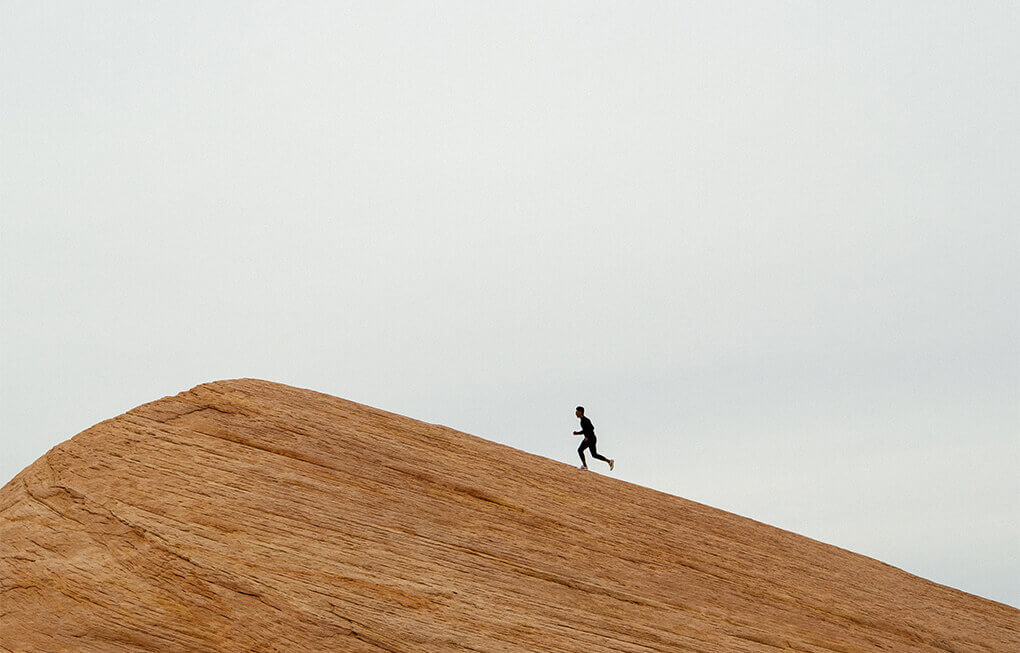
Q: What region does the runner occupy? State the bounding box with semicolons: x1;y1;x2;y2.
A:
572;406;614;471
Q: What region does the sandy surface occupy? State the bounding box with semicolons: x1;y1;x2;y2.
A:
1;378;1016;651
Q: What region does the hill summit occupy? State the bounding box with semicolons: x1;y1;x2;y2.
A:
1;378;1016;651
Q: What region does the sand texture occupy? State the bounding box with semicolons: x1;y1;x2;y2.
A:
1;378;1016;651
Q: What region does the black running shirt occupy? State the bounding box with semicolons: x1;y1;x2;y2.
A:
579;416;595;438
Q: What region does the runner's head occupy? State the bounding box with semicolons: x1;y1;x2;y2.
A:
575;406;584;418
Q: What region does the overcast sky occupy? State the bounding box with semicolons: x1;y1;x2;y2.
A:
2;1;1017;607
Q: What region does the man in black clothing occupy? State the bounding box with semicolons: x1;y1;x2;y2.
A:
573;406;614;471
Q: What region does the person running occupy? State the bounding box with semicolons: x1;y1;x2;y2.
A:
572;406;614;471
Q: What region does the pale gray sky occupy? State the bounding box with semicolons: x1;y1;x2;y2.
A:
2;1;1017;606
